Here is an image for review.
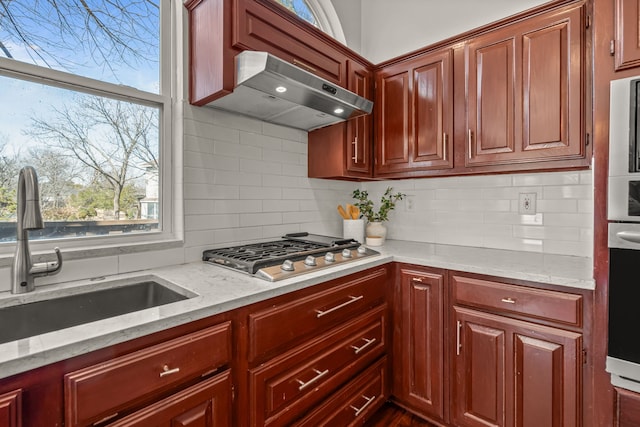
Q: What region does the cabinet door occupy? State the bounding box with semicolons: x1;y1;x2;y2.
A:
615;0;640;70
346;60;373;175
107;371;232;427
467;4;585;166
375;49;453;177
615;387;640;427
0;390;21;427
394;267;444;420
453;307;582;427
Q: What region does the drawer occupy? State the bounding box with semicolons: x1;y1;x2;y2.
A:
0;389;21;427
107;370;232;427
250;306;386;427
65;322;232;427
452;275;582;326
249;267;388;361
294;356;388;427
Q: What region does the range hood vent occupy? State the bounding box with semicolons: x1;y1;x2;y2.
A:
206;51;373;131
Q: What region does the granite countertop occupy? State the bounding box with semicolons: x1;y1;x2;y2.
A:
0;240;594;380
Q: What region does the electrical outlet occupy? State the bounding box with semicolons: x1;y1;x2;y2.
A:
518;192;537;215
405;195;415;212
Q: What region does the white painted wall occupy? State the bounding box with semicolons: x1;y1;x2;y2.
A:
341;0;549;63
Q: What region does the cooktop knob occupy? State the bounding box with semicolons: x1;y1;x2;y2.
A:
357;246;367;254
342;248;352;258
304;255;317;266
324;252;335;262
281;259;295;271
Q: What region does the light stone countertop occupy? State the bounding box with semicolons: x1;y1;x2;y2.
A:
0;240;594;380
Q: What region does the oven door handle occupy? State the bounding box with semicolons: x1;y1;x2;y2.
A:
617;231;640;244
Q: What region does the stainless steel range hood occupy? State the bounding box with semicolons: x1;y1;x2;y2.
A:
206;51;373;131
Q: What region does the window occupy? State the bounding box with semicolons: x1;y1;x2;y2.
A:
273;0;346;44
0;0;173;248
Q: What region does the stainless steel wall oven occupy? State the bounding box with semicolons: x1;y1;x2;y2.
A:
607;76;640;392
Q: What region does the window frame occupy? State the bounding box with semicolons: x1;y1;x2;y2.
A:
0;0;181;258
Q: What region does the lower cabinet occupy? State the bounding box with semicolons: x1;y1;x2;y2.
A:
64;322;232;427
615;387;640;427
450;274;584;427
392;265;445;421
244;266;390;426
107;371;232;426
0;389;21;427
452;307;582;427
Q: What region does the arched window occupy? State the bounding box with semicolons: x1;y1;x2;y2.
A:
273;0;346;44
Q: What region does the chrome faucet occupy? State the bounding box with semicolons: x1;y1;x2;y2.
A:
11;166;62;294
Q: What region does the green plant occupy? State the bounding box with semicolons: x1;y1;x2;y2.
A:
352;187;406;222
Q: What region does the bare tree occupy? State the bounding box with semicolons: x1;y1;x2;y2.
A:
26;147;80;210
27;96;159;219
0;134;21;189
0;0;159;77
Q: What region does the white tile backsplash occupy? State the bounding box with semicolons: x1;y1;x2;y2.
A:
17;106;591;290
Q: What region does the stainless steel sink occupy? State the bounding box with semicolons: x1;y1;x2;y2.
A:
0;280;192;344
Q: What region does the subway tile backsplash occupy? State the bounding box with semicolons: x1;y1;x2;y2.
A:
182;104;593;260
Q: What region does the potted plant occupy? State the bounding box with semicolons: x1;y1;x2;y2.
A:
352;187;405;245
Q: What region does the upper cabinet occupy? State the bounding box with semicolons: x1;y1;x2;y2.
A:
375;48;454;178
466;3;586;168
614;0;640;71
308;59;374;179
185;0;369;105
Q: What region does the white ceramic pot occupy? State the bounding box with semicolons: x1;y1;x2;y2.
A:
366;221;387;246
343;219;365;243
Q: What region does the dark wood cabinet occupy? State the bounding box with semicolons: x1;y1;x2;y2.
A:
466;3;586;167
392;265;445;422
614;0;640;71
65;322;232;427
243;266;390;426
374;48;454;178
0;390;21;427
308;59;374;180
107;371;232;427
451;274;583;427
615;387;640;427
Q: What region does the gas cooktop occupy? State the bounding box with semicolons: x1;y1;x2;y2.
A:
202;233;379;281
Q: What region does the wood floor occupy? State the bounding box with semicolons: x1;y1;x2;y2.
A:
364;403;438;427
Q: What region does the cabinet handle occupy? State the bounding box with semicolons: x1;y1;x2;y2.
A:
315;295;363;318
296;368;329;391
501;297;516;304
350;395;376;417
456;320;462;356
292;58;317;73
443;132;448;161
411;277;423;283
352;136;358;163
159;365;180;377
468;129;473;159
351;337;377;354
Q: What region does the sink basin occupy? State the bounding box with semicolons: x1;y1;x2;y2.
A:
0;280;192;344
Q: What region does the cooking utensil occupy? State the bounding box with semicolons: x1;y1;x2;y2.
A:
337;205;349;219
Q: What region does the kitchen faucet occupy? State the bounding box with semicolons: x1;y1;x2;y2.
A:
11;166;62;294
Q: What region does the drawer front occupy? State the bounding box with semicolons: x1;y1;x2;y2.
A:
452;275;582;326
65;322;232;427
249;267;388;361
0;389;21;427
250;306;386;427
294;356;388;427
107;370;232;427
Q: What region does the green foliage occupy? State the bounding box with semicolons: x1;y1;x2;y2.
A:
352;187;406;222
0;187;17;220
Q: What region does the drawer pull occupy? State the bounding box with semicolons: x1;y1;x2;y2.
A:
296;368;329;391
350;395;376;417
351;337;377;354
292;58;317;73
501;297;516;304
315;295;363;318
411;277;423;283
159;365;180;378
